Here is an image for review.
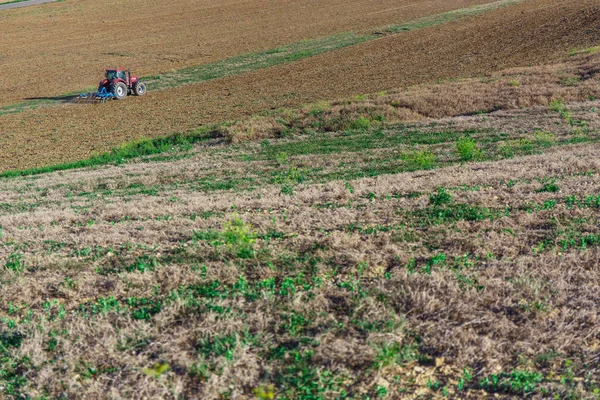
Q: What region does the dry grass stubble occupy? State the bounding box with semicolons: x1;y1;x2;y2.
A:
1;124;600;396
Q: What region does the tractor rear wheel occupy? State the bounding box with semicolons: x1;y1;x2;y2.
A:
133;82;147;96
111;82;128;100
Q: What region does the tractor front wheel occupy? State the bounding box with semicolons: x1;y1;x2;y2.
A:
111;82;128;100
133;82;147;96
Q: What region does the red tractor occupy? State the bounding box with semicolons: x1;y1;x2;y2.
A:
98;68;146;100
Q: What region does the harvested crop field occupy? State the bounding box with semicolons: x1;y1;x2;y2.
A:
1;0;599;173
1;92;600;397
0;0;499;107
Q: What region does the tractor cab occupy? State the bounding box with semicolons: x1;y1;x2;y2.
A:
104;68;129;84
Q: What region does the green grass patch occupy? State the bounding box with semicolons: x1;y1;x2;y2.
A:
144;33;375;91
410;203;508;226
456;136;483;161
0;128;212;179
2;96;598;189
536;181;559;193
429;187;452;206
381;0;526;33
249;128;484;160
569;45;600;56
479;370;543;395
400;150;437;170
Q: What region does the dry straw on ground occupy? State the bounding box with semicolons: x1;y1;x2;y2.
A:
1;93;600;397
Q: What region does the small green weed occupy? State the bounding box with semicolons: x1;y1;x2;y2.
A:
142;362;170;378
533;131;556;148
308;101;330;116
373;341;418;368
197;334;237;360
273;167;306;185
4;253;24;274
274;349;343;399
456;136;482;161
280;185;295;196
457;368;474;391
254;385;276;400
560;76;581;86
350;116;372;131
126;255;158;273
412;203;502;225
549;98;567;113
188;361;211;381
401;150;437;170
221;217;257;258
537;181;559;193
275;152;288;165
194;217;257;258
499;138;534;158
549;98;573;124
480;370;543;395
429;187;452;206
427;379;440;390
127;297;162;320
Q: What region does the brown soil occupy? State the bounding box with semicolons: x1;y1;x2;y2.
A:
0;0;495;107
0;0;599;172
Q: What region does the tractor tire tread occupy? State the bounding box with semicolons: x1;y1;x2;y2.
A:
133;82;147;96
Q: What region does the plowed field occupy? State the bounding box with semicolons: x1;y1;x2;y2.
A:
0;0;497;107
0;0;598;172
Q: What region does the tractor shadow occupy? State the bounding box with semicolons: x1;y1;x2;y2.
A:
25;95;82;104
